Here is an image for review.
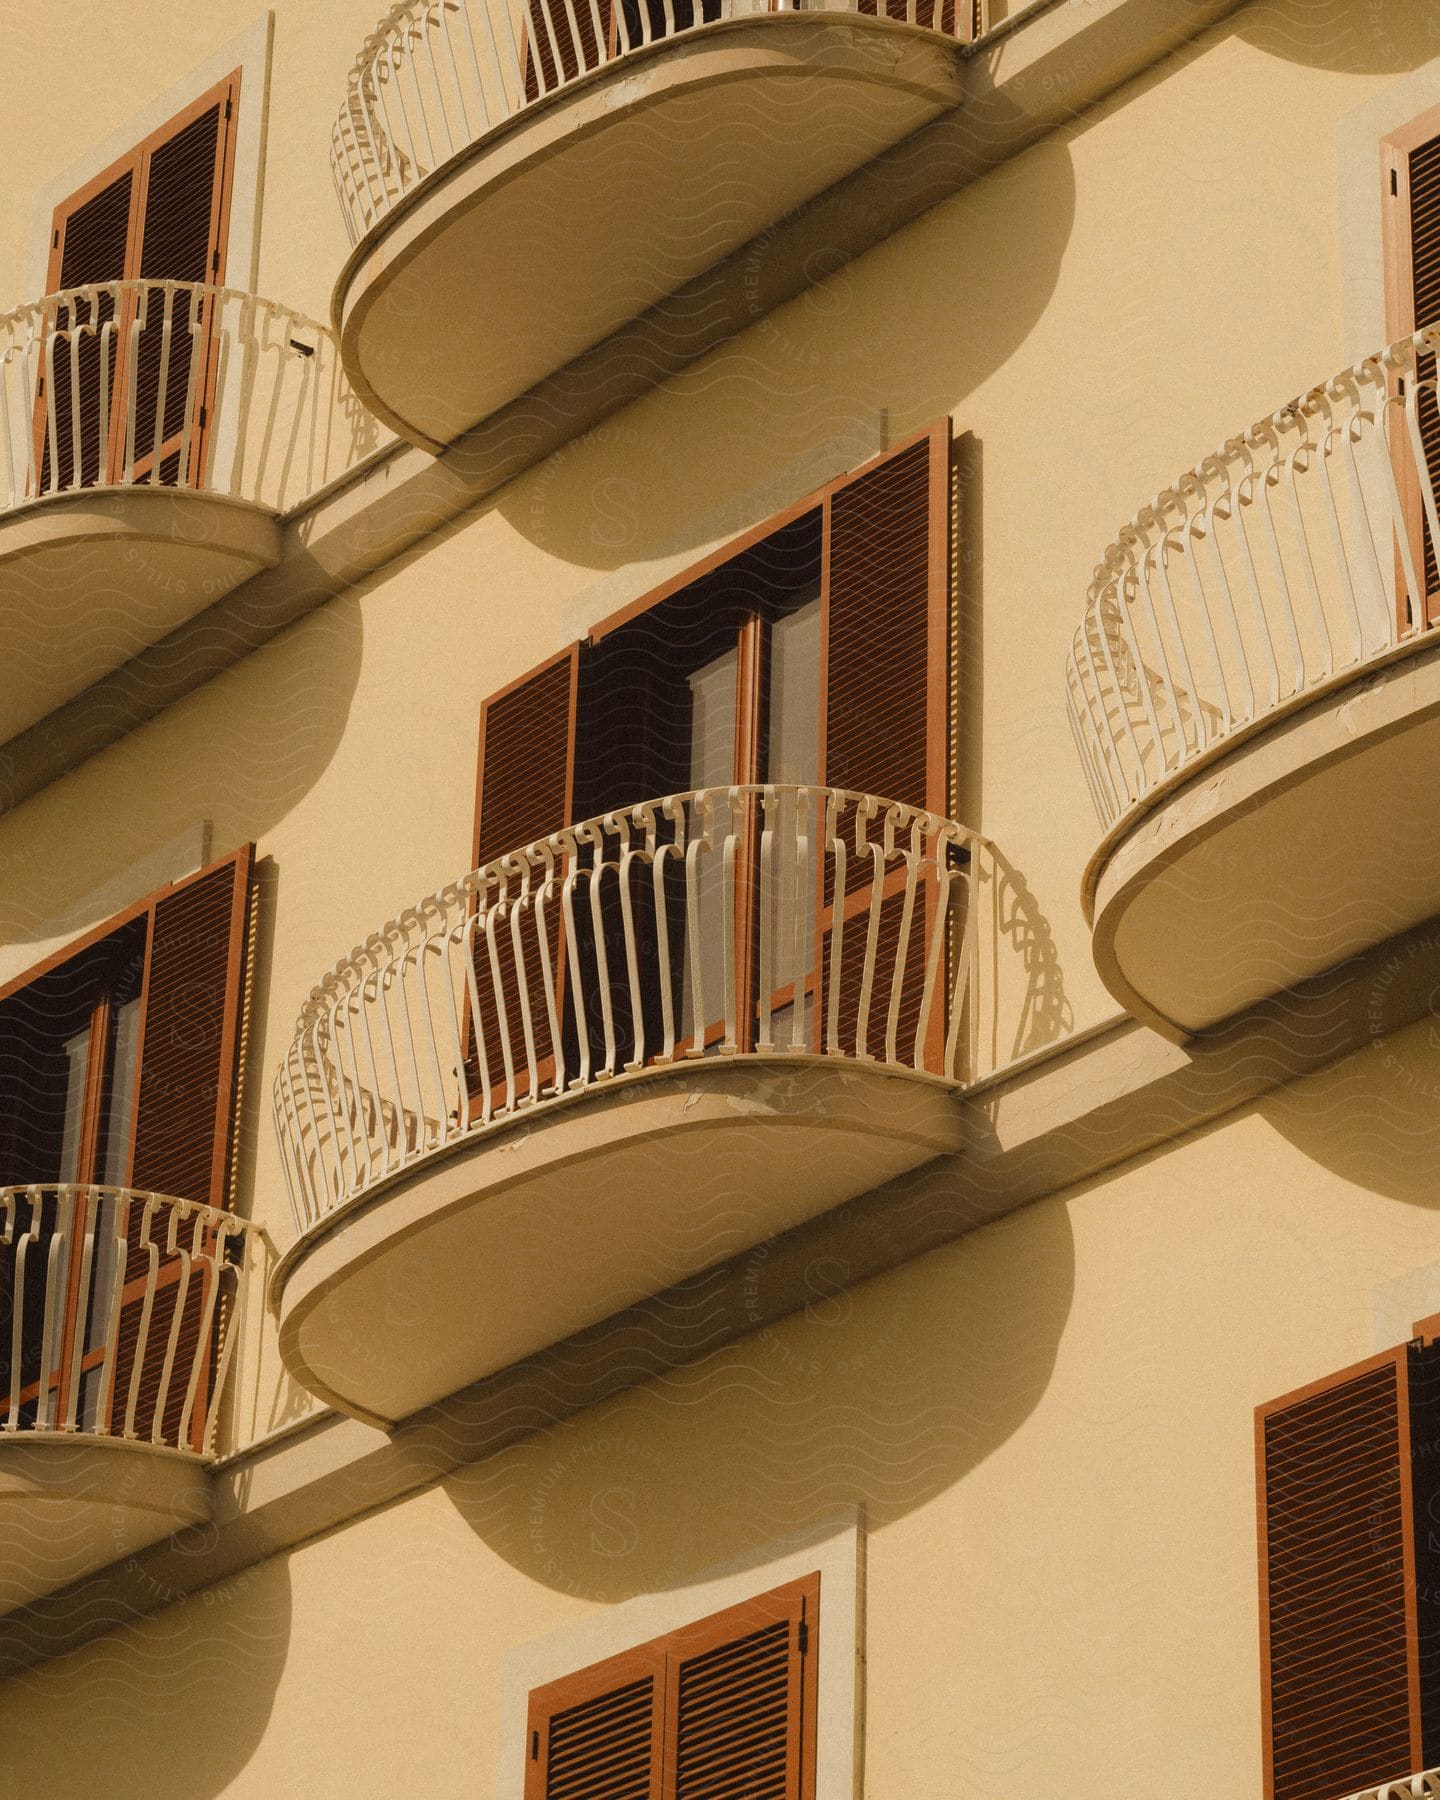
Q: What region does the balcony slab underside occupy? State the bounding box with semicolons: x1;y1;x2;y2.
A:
1088;635;1440;1038
0;1435;211;1615
0;486;280;744
275;1057;963;1427
335;15;965;450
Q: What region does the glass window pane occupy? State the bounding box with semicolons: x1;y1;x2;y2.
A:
688;648;738;793
766;594;821;789
57;1024;91;1185
100;995;143;1187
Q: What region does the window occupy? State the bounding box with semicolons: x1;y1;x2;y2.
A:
468;424;953;1097
524;1572;819;1799
1382;104;1440;627
0;847;253;1446
1255;1334;1440;1800
38;69;240;494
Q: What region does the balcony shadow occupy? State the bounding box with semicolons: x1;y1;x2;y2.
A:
1231;0;1440;72
0;1551;292;1800
975;842;1075;1074
0;589;363;950
1255;1008;1440;1212
490;131;1076;574
437;1162;1073;1601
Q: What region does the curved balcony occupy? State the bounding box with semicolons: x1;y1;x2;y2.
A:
330;0;971;449
1067;328;1440;1036
273;785;978;1424
0;280;368;743
0;1185;248;1612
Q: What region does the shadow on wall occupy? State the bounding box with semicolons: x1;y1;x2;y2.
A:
1259;1008;1440;1210
1233;0;1440;71
0;1552;292;1800
0;588;364;949
980;843;1074;1069
490;134;1077;573
439;1187;1074;1601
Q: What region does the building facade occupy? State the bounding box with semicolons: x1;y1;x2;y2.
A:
0;0;1438;1795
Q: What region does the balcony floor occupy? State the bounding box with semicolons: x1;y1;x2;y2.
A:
0;486;280;743
1088;633;1440;1036
335;14;966;449
0;1435;211;1614
276;1056;963;1427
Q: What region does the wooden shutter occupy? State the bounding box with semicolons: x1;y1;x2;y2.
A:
39;167;138;493
1256;1343;1440;1800
113;847;252;1450
0;848;252;1450
470;647;580;1105
41;71;238;494
663;1573;817;1800
526;1643;666;1799
130;75;238;487
1383;108;1440;625
818;424;951;1070
127;845;254;1209
525;1573;818;1800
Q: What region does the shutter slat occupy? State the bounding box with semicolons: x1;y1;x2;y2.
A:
1406;133;1440;598
133;100;226;485
471;648;578;1104
130;846;254;1208
1258;1354;1421;1800
42;173;133;493
820;427;949;1072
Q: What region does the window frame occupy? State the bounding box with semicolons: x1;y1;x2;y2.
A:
497;1514;862;1800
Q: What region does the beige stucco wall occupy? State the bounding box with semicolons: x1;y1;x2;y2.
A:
0;1009;1438;1796
1;0;1439;1790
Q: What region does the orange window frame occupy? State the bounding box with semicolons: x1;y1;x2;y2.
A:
37;69;241;494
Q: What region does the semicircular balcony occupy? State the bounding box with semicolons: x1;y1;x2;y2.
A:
272;784;979;1425
0;279;367;745
1067;327;1440;1037
0;1184;248;1612
330;0;972;450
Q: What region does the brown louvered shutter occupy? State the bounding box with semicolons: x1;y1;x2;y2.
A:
664;1573;817;1800
819;424;950;1070
38;168;137;493
129;74;237;488
128;846;254;1208
524;1573;818;1799
108;847;252;1452
470;647;580;1106
1256;1344;1440;1800
1383;109;1440;624
526;1644;665;1799
41;72;237;496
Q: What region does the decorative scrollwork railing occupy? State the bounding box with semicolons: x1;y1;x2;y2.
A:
1066;327;1440;834
331;0;983;244
0;280;376;515
0;1186;248;1457
274;784;984;1236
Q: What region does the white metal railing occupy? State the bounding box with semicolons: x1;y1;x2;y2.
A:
274;784;983;1235
1066;327;1440;833
331;0;983;243
0;1185;247;1457
0;280;376;515
1340;1771;1440;1800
